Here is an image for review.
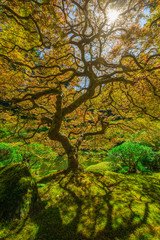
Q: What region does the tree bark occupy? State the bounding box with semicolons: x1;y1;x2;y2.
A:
67;146;79;171
48;129;80;171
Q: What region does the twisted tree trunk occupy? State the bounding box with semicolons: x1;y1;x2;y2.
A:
67;146;79;170
48;128;80;171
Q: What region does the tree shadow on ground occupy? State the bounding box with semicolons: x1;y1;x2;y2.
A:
30;172;160;240
2;171;160;239
33;206;86;240
33;173;87;240
94;177;149;240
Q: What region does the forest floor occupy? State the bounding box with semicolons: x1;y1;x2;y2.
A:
1;168;160;240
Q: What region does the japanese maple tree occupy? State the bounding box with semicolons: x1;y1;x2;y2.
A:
0;0;159;170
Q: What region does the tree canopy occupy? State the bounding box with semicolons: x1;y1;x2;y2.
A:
0;0;159;170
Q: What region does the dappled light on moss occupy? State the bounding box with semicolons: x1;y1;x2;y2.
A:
1;170;160;239
35;172;160;239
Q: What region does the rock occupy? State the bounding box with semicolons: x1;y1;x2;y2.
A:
0;164;39;221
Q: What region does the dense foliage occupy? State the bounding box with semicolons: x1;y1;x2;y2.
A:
0;142;22;165
107;141;159;173
0;0;159;170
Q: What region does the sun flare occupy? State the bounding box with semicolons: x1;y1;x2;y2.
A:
107;9;120;24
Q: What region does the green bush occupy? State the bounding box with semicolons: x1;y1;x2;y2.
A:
0;128;10;139
118;166;129;174
0;142;22;166
18;142;58;175
107;141;155;173
0;142;59;176
149;151;160;171
137;162;152;173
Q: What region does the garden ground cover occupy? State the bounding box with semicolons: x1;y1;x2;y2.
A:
1;169;160;240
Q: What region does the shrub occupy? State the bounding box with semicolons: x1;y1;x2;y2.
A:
107;141;155;173
148;151;160;171
118;167;129;174
0;142;22;166
0;127;10;139
18;142;58;175
0;142;59;176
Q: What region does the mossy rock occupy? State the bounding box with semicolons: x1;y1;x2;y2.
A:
85;161;111;173
0;164;39;221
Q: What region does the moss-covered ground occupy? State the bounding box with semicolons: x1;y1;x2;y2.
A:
1;169;160;240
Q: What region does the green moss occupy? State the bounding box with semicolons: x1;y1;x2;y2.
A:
85;161;111;173
1;170;160;240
